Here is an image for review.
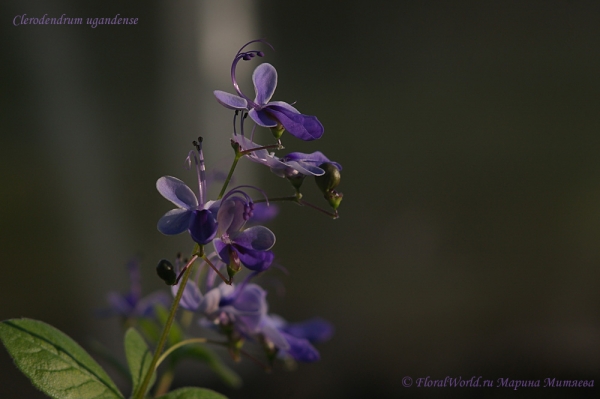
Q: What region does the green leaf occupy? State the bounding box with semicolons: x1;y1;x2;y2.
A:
124;328;155;398
175;346;241;388
157;387;227;399
0;318;124;399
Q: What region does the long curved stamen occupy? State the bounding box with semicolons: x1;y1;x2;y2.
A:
192;137;207;204
185;149;203;204
220;188;257;221
221;189;253;206
233;110;239;136
226;185;270;207
230;39;274;109
240;112;248;137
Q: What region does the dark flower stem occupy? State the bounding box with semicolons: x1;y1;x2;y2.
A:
218;141;283;200
239;142;282;155
255;196;339;219
202;253;232;285
134;254;198;399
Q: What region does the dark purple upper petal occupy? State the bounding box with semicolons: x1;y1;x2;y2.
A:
235;246;274;271
265;105;324;141
189;209;218;245
248;108;278;128
215;240;274;272
252;63;277;106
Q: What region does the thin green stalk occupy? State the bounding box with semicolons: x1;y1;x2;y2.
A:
134;255;198;399
254;195;339;219
154;337;209;369
254;195;299;203
218;154;241;199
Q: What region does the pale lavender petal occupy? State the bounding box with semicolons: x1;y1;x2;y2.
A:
157;176;198;209
213;90;248;110
224;284;267;333
261;317;290;350
157;208;192;235
198;286;221;315
216;197;247;237
213;239;228;263
284;160;324;176
265;105;324;141
248;108;277;127
266;101;300;114
232;226;276;251
218;282;236;299
172;279;202;311
282;151;342;171
252;63;277;105
232;284;267;314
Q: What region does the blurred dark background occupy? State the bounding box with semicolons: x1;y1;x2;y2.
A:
1;1;600;398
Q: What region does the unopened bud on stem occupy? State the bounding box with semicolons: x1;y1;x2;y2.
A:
156;259;177;285
315;163;341;194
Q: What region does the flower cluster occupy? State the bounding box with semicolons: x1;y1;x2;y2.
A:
150;41;342;368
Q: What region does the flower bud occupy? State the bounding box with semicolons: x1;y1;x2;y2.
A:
314;163;341;194
270;123;285;139
156;259;177;285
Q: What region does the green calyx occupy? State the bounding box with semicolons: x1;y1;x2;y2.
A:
325;190;343;210
287;173;306;192
226;248;241;282
270;123;285;139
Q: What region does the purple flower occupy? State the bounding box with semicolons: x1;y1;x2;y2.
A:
156;140;219;245
231;135;341;179
105;259;170;319
214;41;324;141
213;194;276;273
175;279;267;338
